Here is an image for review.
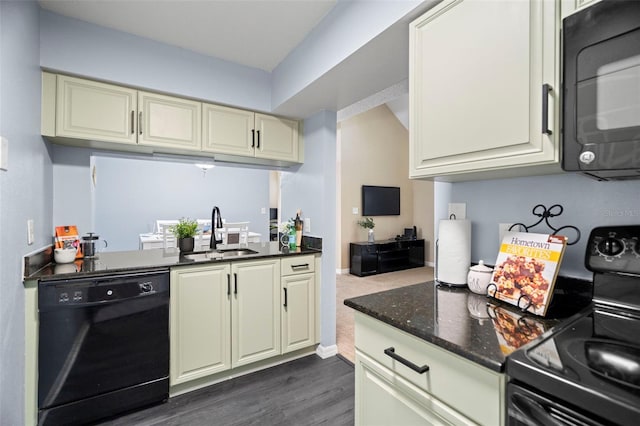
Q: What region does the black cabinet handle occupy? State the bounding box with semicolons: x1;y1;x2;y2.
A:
234;273;238;295
251;129;255;148
256;130;260;149
291;263;309;270
138;111;143;135
384;347;429;374
227;274;231;296
283;287;288;308
130;110;135;134
542;84;552;135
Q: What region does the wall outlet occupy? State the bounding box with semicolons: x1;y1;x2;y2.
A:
448;203;466;220
261;207;266;214
27;219;34;245
304;217;311;233
499;223;517;243
352;207;358;215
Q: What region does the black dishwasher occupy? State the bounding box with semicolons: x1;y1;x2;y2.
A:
38;270;170;425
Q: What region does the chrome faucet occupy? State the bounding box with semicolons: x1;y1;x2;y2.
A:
210;206;223;249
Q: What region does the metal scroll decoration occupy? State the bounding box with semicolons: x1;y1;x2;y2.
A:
508;204;581;246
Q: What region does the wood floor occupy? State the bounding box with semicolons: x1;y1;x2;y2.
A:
97;355;354;426
336;266;434;363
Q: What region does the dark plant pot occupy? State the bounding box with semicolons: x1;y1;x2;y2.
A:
178;237;195;252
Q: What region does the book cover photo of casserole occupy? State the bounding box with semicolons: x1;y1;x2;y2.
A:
489;231;568;316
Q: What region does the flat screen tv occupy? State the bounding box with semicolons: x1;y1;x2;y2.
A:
362;185;400;216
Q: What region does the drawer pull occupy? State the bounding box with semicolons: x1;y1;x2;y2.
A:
291;263;309;270
384;347;429;374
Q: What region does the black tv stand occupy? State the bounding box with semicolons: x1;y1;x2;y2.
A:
349;239;424;277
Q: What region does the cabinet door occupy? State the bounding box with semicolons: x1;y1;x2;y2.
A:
138;91;202;151
281;272;315;353
231;259;281;367
170;264;231;386
56;75;137;144
409;0;559;179
202;103;255;156
255;113;299;162
355;352;474;426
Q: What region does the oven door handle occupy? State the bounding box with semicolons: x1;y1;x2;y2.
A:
511;392;564;426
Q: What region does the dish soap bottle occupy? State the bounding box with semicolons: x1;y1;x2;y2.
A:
294;210;303;247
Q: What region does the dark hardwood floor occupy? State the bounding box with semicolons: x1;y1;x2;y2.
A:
97;355;355;426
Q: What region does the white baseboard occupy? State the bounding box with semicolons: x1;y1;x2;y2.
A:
336;268;350;275
425;261;435;267
316;344;338;359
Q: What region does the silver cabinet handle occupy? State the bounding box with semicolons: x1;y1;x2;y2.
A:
291;263;309;270
542;84;552;135
384;347;429;374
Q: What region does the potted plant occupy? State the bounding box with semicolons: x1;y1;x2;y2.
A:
357;217;375;243
171;218;198;252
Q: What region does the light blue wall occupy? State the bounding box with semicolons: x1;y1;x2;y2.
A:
92;155;270;251
40;10;272;112
446;173;640;279
272;0;424;110
0;1;52;424
281;110;337;349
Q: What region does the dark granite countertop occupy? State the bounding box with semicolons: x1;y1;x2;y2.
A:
25;242;321;281
345;281;583;373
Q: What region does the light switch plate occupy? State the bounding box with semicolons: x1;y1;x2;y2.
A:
352;207;359;215
448;203;466;220
0;136;8;171
304;218;311;233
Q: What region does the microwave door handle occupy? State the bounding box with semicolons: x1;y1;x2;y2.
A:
542;84;553;135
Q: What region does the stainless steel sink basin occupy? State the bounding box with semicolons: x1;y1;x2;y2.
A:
182;248;258;261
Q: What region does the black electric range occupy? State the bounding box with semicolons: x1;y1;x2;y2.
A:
507;225;640;426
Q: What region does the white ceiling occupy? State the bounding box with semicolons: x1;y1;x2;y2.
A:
38;0;431;119
38;0;337;72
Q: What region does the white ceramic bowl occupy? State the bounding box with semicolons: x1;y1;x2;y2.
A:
54;248;77;264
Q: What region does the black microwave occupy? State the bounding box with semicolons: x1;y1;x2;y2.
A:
562;0;640;180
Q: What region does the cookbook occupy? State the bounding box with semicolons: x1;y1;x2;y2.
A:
489;231;567;316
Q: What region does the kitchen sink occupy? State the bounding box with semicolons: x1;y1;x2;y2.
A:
182;248;258;261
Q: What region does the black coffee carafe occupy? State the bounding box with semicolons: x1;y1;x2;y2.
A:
81;233;107;257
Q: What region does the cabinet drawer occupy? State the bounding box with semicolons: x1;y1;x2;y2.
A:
281;255;315;276
355;313;504;426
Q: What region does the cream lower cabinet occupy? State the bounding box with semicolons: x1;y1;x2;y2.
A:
281;255;316;353
354;313;505;426
231;259;281;367
202;103;300;163
170;258;280;385
409;0;561;181
170;263;231;386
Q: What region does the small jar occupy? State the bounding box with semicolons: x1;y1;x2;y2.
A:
467;260;493;295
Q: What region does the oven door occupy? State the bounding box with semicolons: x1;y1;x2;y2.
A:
508;382;606;426
562;0;640;178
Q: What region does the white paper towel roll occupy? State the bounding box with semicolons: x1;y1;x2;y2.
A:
436;219;471;286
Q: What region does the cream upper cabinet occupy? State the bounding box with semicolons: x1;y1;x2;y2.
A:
281;255;316;353
254;113;299;162
170;263;232;386
409;0;561;181
138;91;202;152
202;103;255;157
202;104;300;163
231;259;281;367
53;74;138;145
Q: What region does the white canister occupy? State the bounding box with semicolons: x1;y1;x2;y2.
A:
467;260;494;295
